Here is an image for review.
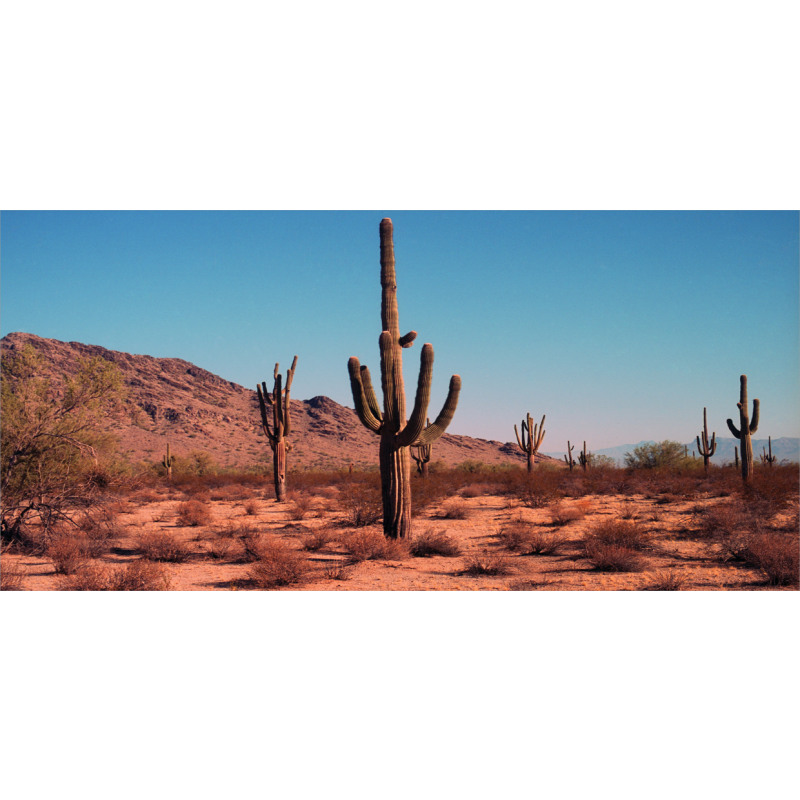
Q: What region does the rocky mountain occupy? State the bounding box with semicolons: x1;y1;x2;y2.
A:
1;332;555;471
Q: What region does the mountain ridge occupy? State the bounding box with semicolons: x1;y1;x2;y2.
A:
1;332;551;470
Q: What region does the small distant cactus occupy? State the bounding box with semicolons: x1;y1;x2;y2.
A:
411;418;433;477
257;356;298;502
734;446;740;470
577;441;589;471
726;374;759;483
162;443;175;480
564;441;575;471
760;435;776;466
514;413;545;473
695;407;716;476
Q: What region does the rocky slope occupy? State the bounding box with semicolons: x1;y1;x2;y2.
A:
1;332;556;470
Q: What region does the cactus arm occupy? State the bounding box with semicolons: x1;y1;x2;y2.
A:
397;344;434;448
412;375;461;446
257;383;277;445
726;418;741;438
536;415;546;450
514;423;526;452
749;398;760;433
399;331;417;348
273;373;284;437
360;365;382;422
348;357;382;433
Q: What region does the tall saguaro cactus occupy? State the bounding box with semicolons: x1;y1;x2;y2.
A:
564;441;575;471
761;435;776;466
515;413;546;473
695;407;716;476
726;374;759;483
349;219;461;539
257;356;298;502
162;443;175;481
578;441;589;471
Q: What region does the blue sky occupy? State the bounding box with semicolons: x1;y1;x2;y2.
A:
2;210;797;449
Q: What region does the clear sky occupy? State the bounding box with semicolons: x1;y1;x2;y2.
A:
1;210;797;449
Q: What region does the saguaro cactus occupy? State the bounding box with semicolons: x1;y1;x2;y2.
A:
761;435;776;466
734;446;739;470
726;374;759;483
564;441;575;471
257;356;298;502
695;407;716;476
410;418;433;477
578;441;589;471
162;443;175;480
515;413;546;473
349;219;461;539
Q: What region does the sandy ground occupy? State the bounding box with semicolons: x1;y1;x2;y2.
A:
3;482;795;591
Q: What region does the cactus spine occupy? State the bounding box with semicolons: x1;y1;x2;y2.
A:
257;356;298;502
410;418;433;477
348;219;461;539
564;441;575;471
761;435;776;466
514;413;546;473
578;441;589;471
726;374;759;483
162;442;174;480
695;406;716;476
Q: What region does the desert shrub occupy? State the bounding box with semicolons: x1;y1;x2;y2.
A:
301;527;335;552
176;500;212;527
409;529;461;557
460;483;493;499
207;537;235;561
497;522;535;552
461;551;514;576
113;560;172;590
0;551;25;590
744;534;799;587
248;540;309;588
339;482;382;527
549;501;588;526
624;441;693;470
47;535;90;575
583;519;650;571
435;499;470;520
287;492;313;521
342;529;407;562
62;559;171;590
1;344;128;547
138;530;191;562
242;499;260;516
238;527;268;562
513;472;562;509
584;541;645;572
60;562;114;590
645;569;686;590
519;530;563;555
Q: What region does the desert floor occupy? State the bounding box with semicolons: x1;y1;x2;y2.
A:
3;477;796;591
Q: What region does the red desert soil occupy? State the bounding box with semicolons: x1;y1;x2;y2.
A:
4;483;795;591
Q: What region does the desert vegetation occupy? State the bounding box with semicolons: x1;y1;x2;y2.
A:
2;458;796;591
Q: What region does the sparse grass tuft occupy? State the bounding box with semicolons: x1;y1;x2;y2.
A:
745;534;799;587
322;559;355;581
583;519;650;572
61;559;171;590
461;550;514;576
242;499;260;516
645;569;686;590
409;529;461;557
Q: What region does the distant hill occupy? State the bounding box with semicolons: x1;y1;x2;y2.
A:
1;332;561;471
